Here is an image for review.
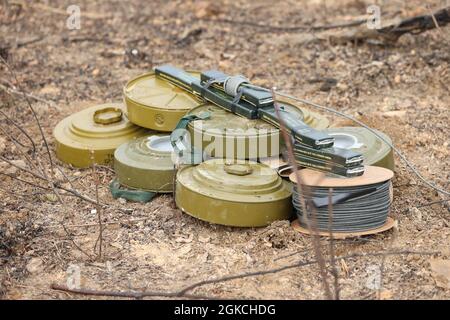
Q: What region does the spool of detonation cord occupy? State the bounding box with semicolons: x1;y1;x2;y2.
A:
289;166;396;238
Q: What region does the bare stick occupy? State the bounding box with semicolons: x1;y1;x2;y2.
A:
0;109;36;155
0;126;38;172
0;83;57;109
92;164;103;261
198;17;366;32
327;6;450;44
271;89;332;299
0;171;50;190
0;55;54;169
44;205;164;229
427;5;450;42
51;250;436;299
327;188;339;300
177;250;436;296
50;284;221;300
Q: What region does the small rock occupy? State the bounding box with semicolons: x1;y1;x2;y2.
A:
35;102;49;116
118;197;127;204
410;207;422;221
394;74;401;84
39;85;60;95
110;242;123;250
382;110;407;118
198;235;210;243
193;41;215;59
429;259;450;289
2;159;27;175
336;81;349;92
221;52;236;60
194;1;220;18
0;137;6;153
379;289;393;300
26;257;44;274
175;234;194;243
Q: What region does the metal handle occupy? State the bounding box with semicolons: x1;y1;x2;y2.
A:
93;107;123;125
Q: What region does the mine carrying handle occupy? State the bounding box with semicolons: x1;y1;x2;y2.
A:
154;65;334;149
154;65;198;94
200;70;274;108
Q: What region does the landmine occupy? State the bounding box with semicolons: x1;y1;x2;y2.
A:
124;71;203;131
114;135;175;193
176;159;293;227
53;103;149;168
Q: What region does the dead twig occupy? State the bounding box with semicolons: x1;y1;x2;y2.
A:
0;83;58;109
271;89;333;300
44;205;163;230
176;250;437;297
416;198;450;208
0;55;55;169
328;188;340;300
0;155;102;205
50;250;436;300
0;109;37;154
92;163;103;261
327;6;450;44
50;284;221;300
199;17;366;32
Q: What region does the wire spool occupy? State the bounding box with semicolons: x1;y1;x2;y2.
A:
114;135;175;193
289;166;396;238
53;103;149;168
176;159;293;227
325;127;395;171
186;99;329;160
123;71;203;132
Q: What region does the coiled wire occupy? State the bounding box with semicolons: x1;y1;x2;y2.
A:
292;180;391;232
275;91;450;197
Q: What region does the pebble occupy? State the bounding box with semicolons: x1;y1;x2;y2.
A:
410;207;422;221
0;137;6;153
2;159;27;175
26;257;44;274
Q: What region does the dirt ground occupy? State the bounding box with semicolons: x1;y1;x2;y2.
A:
0;0;449;300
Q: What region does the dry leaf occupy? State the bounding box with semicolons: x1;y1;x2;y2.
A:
43;193;58;202
340;259;349;277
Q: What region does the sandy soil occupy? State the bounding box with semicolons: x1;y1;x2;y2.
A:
0;0;449;300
